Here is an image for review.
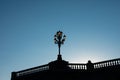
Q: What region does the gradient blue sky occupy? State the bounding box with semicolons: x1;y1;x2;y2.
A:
0;0;120;80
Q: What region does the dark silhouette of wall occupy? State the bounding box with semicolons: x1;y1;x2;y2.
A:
11;58;120;80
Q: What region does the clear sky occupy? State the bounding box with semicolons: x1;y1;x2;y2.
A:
0;0;120;80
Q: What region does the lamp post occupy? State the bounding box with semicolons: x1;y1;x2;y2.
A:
54;31;66;60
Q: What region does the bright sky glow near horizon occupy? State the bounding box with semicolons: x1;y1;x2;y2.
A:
0;0;120;80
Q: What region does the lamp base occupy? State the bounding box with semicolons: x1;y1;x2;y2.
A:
57;54;62;61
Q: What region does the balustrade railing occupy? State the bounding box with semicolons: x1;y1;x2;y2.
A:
68;63;87;70
14;58;120;77
68;58;120;70
94;58;120;69
16;64;49;77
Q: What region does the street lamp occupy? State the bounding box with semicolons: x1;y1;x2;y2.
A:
54;31;66;60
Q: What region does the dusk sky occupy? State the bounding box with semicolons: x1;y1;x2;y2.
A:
0;0;120;80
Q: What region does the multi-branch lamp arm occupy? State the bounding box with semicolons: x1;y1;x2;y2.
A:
54;31;66;55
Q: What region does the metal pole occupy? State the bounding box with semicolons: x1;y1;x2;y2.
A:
58;40;61;55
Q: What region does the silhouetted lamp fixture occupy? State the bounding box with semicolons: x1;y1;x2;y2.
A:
54;31;66;60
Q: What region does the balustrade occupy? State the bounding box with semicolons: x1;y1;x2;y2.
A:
14;58;120;77
16;64;49;77
68;64;87;70
94;58;120;69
